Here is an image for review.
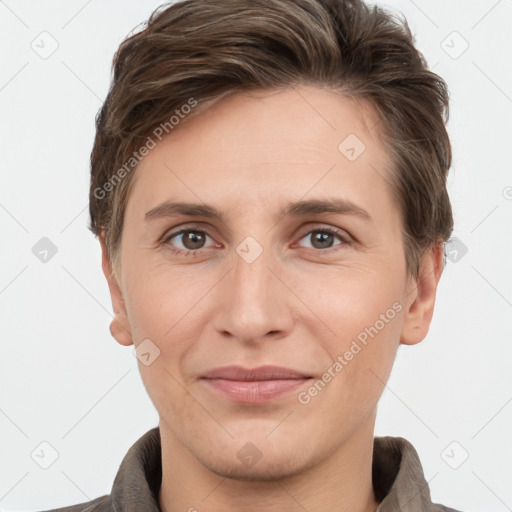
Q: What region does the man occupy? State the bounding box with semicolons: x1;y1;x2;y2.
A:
43;0;462;510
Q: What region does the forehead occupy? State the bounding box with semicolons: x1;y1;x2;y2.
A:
127;85;397;222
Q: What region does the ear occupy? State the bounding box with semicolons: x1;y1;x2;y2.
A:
99;235;134;347
400;243;444;346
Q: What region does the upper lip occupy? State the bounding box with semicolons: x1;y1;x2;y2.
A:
200;365;312;381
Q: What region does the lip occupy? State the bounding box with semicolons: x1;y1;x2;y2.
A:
200;365;312;403
201;365;311;381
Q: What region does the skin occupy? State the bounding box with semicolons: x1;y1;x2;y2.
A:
101;85;443;512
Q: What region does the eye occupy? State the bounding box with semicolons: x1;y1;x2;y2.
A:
296;227;350;250
163;229;217;253
161;225;351;257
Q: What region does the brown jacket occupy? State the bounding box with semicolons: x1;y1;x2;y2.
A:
39;427;463;512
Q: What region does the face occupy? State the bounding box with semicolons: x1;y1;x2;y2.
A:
103;85;441;480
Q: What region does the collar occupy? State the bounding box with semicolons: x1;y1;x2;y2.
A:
108;427;456;511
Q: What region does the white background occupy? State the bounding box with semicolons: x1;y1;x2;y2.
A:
0;1;511;511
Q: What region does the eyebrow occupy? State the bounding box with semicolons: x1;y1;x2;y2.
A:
144;198;371;222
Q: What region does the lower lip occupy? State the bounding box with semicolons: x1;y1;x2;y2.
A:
201;378;311;403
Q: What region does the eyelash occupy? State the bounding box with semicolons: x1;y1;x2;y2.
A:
161;225;351;257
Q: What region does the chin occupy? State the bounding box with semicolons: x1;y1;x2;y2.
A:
191;432;323;483
200;453;311;482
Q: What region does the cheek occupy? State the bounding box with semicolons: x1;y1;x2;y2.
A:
293;264;404;388
123;259;211;344
121;264;220;412
294;260;403;334
124;269;199;416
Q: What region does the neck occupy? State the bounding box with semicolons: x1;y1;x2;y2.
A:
158;412;379;512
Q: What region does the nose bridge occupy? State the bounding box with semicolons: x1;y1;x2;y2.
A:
216;235;294;341
233;240;270;303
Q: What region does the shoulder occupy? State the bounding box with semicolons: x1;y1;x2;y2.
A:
373;436;468;512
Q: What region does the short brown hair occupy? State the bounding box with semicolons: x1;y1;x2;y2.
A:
89;0;453;279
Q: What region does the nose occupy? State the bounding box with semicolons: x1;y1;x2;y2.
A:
213;241;296;344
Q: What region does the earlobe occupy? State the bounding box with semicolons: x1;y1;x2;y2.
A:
109;316;133;347
99;236;134;347
400;243;444;346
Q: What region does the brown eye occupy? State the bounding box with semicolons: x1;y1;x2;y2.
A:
165;229;213;252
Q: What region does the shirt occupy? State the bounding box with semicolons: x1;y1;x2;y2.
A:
39;427;463;512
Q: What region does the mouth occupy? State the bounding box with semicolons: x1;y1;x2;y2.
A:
199;365;313;403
